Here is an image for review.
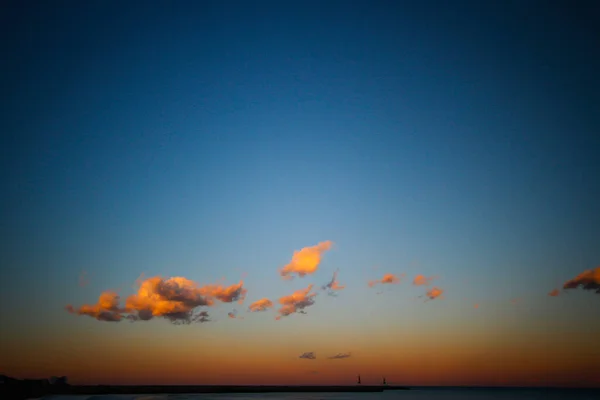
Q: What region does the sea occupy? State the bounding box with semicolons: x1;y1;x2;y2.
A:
39;389;600;400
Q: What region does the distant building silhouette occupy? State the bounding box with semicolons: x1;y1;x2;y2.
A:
357;374;361;384
382;377;386;385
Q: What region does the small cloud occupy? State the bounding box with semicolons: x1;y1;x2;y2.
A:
199;280;248;304
412;274;435;286
322;269;345;296
66;291;125;322
248;298;273;312
369;273;403;288
328;352;351;359
299;352;316;360
276;285;317;320
563;267;600;294
279;241;333;279
78;270;90;287
510;297;522;305
474;303;479;309
228;309;243;320
548;288;560;297
424;287;444;301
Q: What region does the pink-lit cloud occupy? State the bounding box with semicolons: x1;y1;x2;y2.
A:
548;288;560;297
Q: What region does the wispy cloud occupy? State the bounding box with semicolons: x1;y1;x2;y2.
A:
425;287;444;301
474;303;480;309
66;291;125;322
248;298;273;312
328;352;351;359
548;288;560;297
369;273;403;288
299;352;316;360
276;284;317;320
321;269;345;295
228;309;243;319
412;274;435;286
563;267;600;294
78;270;90;287
279;241;333;279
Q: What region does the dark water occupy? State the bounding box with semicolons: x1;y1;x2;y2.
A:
41;388;600;400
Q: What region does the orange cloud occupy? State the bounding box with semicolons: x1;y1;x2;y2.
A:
322;269;345;295
279;241;333;279
248;298;273;312
548;288;560;297
413;274;435;286
425;287;444;301
228;309;243;320
199;280;248;304
563;267;600;294
368;273;403;287
66;291;125;322
276;284;317;320
474;303;479;309
125;276;213;323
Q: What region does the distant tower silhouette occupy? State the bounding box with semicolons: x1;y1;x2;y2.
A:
357;374;361;384
382;377;387;385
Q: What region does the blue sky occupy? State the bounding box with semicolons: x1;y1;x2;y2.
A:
1;0;599;386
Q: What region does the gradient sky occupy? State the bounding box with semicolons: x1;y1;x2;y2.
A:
1;0;599;388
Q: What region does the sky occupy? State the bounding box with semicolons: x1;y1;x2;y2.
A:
1;0;600;388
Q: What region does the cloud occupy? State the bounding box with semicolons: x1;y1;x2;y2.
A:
276;284;317;320
474;303;479;309
66;291;125;322
67;276;245;324
413;274;435;286
299;352;316;360
548;288;560;297
248;298;273;312
369;273;403;288
199;280;248;304
279;241;333;279
124;276;214;323
322;269;345;295
425;287;444;301
563;267;600;294
328;352;351;359
228;309;243;320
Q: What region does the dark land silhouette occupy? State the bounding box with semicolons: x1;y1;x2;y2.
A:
0;375;409;399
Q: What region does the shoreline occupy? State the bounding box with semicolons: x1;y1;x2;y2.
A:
2;385;411;399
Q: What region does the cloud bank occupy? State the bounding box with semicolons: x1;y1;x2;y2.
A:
67;276;246;324
279;241;333;279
